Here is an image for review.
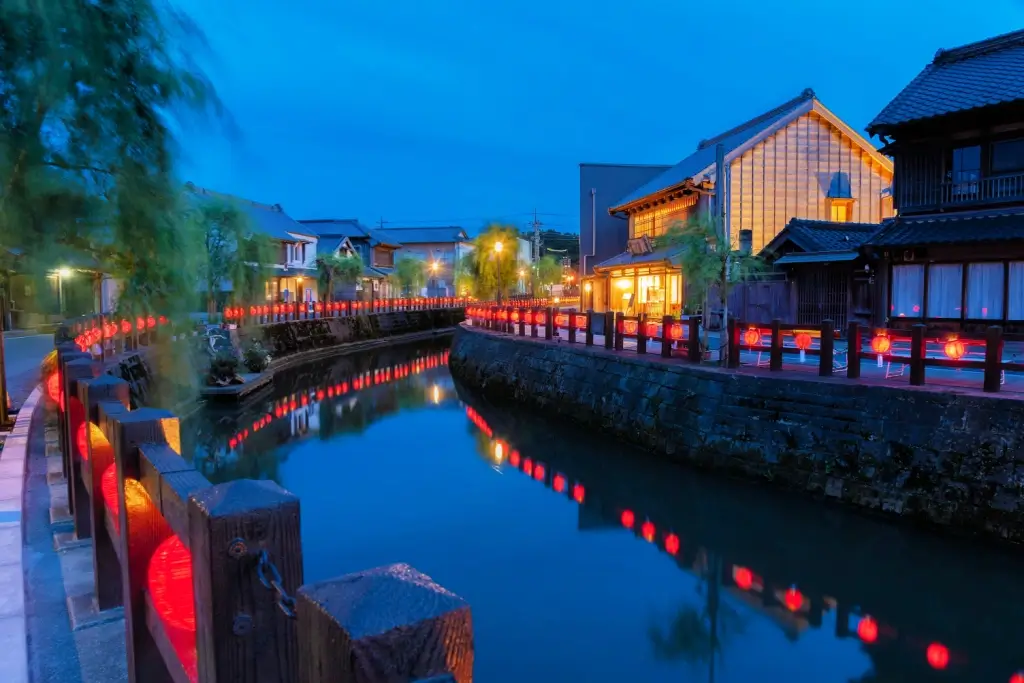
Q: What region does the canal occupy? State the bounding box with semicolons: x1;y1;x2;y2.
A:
183;339;1024;683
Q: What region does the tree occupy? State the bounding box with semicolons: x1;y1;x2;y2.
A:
393;257;426;295
0;0;225;320
535;254;562;292
454;252;479;298
469;224;521;302
661;211;762;358
317;252;363;302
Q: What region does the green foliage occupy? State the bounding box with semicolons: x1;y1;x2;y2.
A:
535;254;562;289
393;257;426;295
206;351;239;385
317;252;362;301
454;252;479;298
463;224;523;300
241;340;271;373
0;0;225;321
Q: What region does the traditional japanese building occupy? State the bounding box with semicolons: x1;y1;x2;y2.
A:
864;29;1024;333
588;89;894;318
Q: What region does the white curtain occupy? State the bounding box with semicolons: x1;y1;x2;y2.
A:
891;264;924;318
926;264;963;318
1009;263;1024;320
966;263;1004;319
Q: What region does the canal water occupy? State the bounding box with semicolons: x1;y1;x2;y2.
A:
184;340;1024;683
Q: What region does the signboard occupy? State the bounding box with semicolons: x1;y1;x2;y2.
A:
626;236;653;256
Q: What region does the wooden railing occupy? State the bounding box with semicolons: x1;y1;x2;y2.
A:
729;318;1020;393
225;297;468;326
48;319;474;683
900;170;1024;212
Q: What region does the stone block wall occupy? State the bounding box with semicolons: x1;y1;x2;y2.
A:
449;326;1024;543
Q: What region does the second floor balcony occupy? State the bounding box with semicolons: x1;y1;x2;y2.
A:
898;169;1024;213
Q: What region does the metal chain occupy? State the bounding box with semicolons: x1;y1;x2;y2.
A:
256;549;297;619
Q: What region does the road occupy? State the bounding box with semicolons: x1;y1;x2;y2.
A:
3;333;54;408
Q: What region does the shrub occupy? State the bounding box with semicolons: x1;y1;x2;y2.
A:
207;351;240;385
241;341;272;373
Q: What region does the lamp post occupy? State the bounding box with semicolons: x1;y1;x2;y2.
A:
494;240;504;304
430;260;439;297
56;267;72;316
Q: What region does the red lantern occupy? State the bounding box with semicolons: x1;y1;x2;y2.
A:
620;509;635;529
148;534;196;632
46;372;62;406
101;464;118;527
509;450;520;468
1010;672;1024;683
664;533;680;556
871;334;891;354
784;587;804;612
535;312;546;325
944;338;966;360
644;322;658;338
533;463;545;481
857;616;878;644
158;315;168;325
743;328;760;346
315;302;323;313
555;313;568;327
622;319;637;335
641;521;655;542
794;332;812;351
669;323;684;340
76;421;90;460
249;306;257;316
553;474;566;493
121;319;132;334
523;458;533;477
926;643;949;670
733;566;753;591
147;316;156;329
572;483;585;504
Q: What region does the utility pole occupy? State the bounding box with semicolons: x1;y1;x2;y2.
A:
377;217;388;230
529;210;543;297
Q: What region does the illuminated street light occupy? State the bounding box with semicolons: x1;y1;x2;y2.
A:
430;262;439;273
57;267;72;278
584;282;592;292
494;241;503;253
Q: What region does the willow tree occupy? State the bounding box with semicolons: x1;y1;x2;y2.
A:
471;224;521;302
317;252;363;302
0;0;225;320
392;257;426;296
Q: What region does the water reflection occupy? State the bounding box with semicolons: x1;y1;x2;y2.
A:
185;343;1024;683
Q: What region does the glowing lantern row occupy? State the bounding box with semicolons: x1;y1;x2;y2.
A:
100;465;151;533
148;535;196;631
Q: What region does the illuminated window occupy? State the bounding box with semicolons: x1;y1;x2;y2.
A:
891;264;923;318
829;198;854;222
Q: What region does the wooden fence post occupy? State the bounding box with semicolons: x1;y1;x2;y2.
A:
661;316;673;358
614;313;624;351
296;564;473;683
910;324;926;386
769;319;783;371
636;315;647;355
691;316;704;365
64;357;100;537
518;308;526;337
81;379;132;611
568;311;578;344
544;307;553;340
819;320;834;377
530;308;538;338
726;318;739;368
846;322;861;379
984;325;1003;393
585;310;594;346
604;311;614;350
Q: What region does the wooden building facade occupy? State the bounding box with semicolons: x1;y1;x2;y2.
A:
865;29;1024;334
589;89;893;318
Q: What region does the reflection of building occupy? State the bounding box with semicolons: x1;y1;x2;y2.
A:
585;89;893;317
865;29;1024;332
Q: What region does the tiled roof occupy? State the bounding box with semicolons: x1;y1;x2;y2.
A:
865;207;1024;247
383;226;469;244
774;252;859;265
299;219;403;248
593;243;686;270
185;183;313;241
868;29;1024;133
766;218;881;254
609;90;817;211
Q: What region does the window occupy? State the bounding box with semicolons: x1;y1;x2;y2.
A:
966;263;1004;319
831;203;849;222
1009;262;1024;320
949;145;981;198
891;264;924;318
991;138;1024;174
926;264;963;318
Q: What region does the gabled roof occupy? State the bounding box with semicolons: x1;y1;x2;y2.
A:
383;226;469;244
609;89;892;213
185;183;315;241
298;219;403;248
868;29;1024;134
864;207;1024;248
316;235;355;256
764;218;881;255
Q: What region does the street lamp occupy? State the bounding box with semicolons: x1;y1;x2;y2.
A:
56;267;72;315
493;241;504;304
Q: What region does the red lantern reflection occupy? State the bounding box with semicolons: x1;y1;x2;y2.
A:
1010;672;1024;683
926;643;949;670
784;587;803;612
553;474;566;493
857;616;878;644
641;521;655;542
572;483;585;504
509;451;520;468
523;458;533;477
148;535;196;631
533;463;545;481
734;566;753;591
664;533;680;556
620;509;635;529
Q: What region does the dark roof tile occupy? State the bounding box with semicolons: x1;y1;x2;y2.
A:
865;207;1024;247
868;29;1024;133
767;218;881;254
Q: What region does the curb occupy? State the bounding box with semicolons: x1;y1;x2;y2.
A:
0;383;40;683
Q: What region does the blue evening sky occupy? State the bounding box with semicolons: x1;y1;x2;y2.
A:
176;0;1024;234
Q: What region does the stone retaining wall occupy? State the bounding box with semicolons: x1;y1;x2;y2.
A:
449;326;1024;543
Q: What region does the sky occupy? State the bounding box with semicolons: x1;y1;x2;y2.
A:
175;0;1024;236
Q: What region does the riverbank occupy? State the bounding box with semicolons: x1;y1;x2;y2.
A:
448;324;1024;545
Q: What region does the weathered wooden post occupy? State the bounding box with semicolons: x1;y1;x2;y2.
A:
846;322;861;379
568;311;578;344
296;564;473;683
909;324;926;386
819;320;834;377
636;315;647;355
63;357;100;536
769;319;783;371
80;378;131;610
661;315;673;358
614;313;624;351
603;311;614;350
530;308;538;338
585;310;594;346
984;325;1003;393
691;316;704;364
544;307;553;340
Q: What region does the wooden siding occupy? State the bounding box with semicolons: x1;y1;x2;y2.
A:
628;194;700;240
728;111;894;253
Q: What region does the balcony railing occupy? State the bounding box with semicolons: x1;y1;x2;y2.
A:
900;170;1024;212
